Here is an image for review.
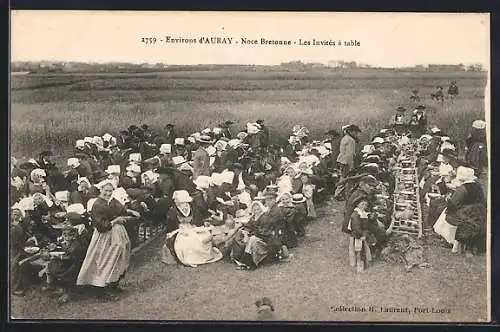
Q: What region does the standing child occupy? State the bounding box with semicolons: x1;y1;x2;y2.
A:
347;199;373;272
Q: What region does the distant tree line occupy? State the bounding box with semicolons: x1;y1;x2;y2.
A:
10;60;485;73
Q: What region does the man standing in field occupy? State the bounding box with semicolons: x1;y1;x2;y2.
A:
336;125;361;178
192;135;212;181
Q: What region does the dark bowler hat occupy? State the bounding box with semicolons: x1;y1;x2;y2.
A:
256;119;265;125
230;163;244;170
39;150;53;157
224;120;234;125
441;148;458;158
11;167;27;178
165;123;174;128
128;125;139;132
348;125;362;133
93;170;109;182
416;105;426;110
157;166;174;175
396;106;406;112
325;130;340;137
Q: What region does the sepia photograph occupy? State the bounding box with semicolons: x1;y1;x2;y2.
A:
9;11;490;322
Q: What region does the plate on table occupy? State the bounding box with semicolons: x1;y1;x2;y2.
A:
54;212;67;219
52;223;71;229
49;251;65;257
24;246;40;254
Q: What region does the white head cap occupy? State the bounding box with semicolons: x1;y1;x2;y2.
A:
159;144;172;154
126;164;141;174
105;165;121;175
472;120;486;130
67;158;80;168
129;153;142;163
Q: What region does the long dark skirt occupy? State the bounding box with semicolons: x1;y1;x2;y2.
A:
446;204;486;252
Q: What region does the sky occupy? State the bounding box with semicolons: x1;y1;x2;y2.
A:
10;11;490;68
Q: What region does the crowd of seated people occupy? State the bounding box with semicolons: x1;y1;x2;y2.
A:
10;105;488;301
10;119;340;302
333;106;487;273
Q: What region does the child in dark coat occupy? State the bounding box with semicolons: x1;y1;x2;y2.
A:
45;226;90;304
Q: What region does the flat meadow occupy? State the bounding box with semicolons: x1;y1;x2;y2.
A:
10;69;490;321
11;69;487;159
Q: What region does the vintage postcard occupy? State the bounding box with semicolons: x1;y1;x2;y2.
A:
9;11;490;322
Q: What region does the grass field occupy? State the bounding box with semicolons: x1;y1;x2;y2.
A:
11;70;487;158
10;69;489;321
11;199;488;322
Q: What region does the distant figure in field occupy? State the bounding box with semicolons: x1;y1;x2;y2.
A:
431;86;444;102
448;81;459;99
410;89;420;103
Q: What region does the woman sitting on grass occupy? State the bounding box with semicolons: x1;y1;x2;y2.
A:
230;200;290;270
162;190;223;267
434;166;487;256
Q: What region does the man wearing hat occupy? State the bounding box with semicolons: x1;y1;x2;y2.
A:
408;105;427;137
220;121;235;139
256;120;269;147
37;150;68;192
325;130;342;167
391;106;408;135
164;124;177;145
121;164;142;189
117;130;132;150
423;133;443;164
192;135;212;180
337;124;361;178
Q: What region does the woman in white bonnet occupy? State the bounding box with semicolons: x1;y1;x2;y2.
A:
434;166;486;255
77;180;138;300
465;120;487;177
162;190;223;267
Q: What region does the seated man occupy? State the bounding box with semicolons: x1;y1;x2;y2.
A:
45;226;90;304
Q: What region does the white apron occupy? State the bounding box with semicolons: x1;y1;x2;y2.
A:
433;208;457;244
76;223;131;287
173;225;223;267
